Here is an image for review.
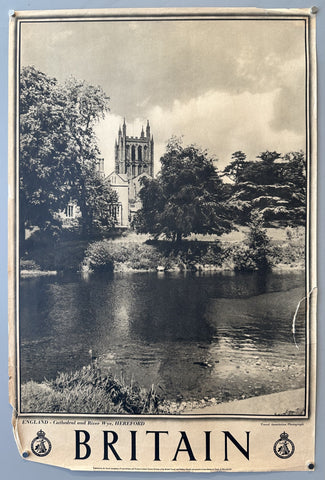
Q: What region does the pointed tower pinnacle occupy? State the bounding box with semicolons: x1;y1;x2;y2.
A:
146;120;150;138
141;126;145;138
122;118;126;137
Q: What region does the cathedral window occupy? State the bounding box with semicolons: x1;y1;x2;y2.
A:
138;145;142;162
131;145;136;162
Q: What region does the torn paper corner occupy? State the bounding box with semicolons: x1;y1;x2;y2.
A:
292;286;317;348
12;408;23;458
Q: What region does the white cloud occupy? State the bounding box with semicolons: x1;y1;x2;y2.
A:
96;89;305;176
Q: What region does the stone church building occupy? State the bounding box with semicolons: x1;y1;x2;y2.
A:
106;119;154;226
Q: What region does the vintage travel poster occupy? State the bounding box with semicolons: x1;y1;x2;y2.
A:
8;7;317;472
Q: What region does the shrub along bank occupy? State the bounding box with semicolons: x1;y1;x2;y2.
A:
20;226;305;275
81;235;304;274
81;239;227;273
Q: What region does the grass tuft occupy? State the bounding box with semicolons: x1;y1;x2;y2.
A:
21;364;165;414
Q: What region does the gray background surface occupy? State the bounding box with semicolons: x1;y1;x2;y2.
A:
0;1;323;478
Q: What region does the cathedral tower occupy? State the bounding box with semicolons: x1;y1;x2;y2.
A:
114;120;154;179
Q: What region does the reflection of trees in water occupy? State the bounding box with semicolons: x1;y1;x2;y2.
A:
128;276;217;343
20;277;57;340
20;272;306;388
20;273;117;382
38;273;217;345
200;270;304;299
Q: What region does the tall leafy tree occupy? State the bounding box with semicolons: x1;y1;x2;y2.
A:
133;137;233;241
224;150;306;226
19;66;117;241
58;75;117;234
277;150;306;225
222;150;247;183
20;67;67;239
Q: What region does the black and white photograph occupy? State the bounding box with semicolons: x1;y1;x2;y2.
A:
8;4;317;436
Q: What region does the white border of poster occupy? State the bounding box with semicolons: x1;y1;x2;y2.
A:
1;0;325;479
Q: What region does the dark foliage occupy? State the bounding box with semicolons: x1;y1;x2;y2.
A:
233;212;272;271
133;137;233;241
224;150;306;227
19;66;117;247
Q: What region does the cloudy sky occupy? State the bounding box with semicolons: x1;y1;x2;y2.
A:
21;17;306;175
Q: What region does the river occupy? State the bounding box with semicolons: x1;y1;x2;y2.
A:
19;270;306;404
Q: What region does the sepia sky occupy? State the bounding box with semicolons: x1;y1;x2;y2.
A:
21;18;306;175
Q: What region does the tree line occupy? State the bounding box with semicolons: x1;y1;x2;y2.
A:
20;67;306;248
133;139;306;240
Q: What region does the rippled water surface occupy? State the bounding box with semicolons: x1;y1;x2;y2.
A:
20;270;306;402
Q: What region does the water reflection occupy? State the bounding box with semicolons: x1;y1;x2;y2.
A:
20;270;306;402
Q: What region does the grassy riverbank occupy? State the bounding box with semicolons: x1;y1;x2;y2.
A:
20;239;89;274
20;226;305;276
81;227;305;274
21;364;166;414
21;363;304;416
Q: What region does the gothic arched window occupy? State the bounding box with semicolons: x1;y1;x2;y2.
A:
131;145;136;162
138;145;142;162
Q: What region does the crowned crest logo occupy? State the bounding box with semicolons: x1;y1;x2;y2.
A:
31;429;52;457
273;432;295;459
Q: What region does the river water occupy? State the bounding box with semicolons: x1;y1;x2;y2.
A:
19;270;306;403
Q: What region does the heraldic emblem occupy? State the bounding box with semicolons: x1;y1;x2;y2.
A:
31;429;52;457
273;432;295;459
